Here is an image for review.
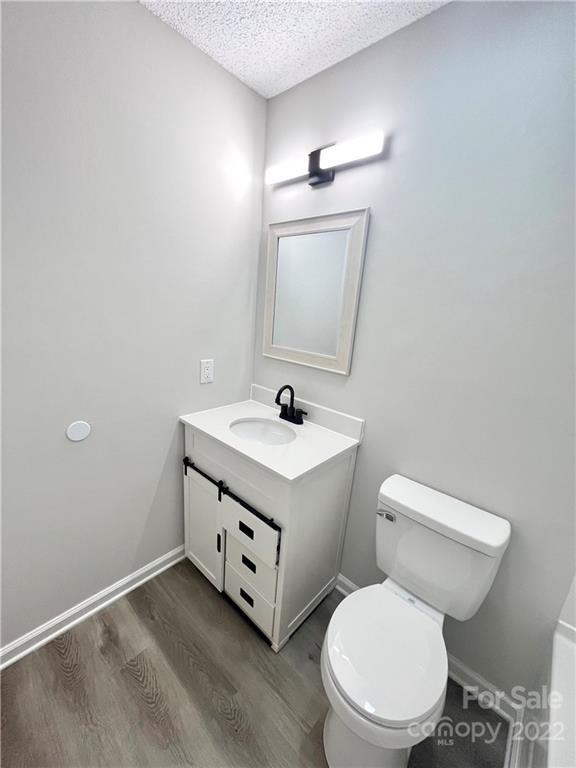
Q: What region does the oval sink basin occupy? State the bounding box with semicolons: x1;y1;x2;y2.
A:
229;418;296;446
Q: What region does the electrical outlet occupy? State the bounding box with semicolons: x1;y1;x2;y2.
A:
200;358;214;384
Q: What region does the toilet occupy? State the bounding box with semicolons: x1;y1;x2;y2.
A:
321;474;511;768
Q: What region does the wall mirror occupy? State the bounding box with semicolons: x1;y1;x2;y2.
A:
263;209;369;375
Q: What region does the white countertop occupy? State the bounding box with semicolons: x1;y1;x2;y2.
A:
180;400;360;481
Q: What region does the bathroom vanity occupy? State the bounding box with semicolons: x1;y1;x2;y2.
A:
180;385;363;651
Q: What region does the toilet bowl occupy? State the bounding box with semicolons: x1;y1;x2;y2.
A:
321;581;447;768
320;474;511;768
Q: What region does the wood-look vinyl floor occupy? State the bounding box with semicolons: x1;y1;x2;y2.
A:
1;560;508;768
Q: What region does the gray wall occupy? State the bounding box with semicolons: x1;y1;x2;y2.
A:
2;2;265;645
255;1;575;692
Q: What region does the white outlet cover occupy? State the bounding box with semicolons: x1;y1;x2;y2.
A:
200;359;214;384
66;421;91;442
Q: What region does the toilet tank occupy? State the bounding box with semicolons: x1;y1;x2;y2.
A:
376;475;511;621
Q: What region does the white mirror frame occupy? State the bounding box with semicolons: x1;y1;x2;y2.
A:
262;208;370;375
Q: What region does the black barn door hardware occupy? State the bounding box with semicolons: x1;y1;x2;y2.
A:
183;456;281;564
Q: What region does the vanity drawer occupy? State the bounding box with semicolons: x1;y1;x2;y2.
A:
224;562;275;637
221;495;279;569
226;534;277;604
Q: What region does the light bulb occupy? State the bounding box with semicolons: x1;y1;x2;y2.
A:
319;130;385;170
265;155;309;185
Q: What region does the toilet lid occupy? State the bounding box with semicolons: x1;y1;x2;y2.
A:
326;584;447;728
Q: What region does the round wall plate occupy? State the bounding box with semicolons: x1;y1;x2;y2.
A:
66;421;91;442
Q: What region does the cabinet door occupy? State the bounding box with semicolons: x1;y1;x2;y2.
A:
185;470;223;591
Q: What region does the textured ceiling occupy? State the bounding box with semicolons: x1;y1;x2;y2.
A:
141;1;448;98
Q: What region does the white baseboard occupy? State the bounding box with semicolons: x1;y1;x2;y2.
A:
447;653;523;724
334;573;524;768
448;653;524;768
335;572;359;596
0;546;185;670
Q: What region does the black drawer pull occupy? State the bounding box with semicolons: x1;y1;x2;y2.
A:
242;554;256;574
238;521;254;540
240;588;254;607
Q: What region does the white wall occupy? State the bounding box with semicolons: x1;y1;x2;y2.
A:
255;1;575;692
1;1;265;646
559;577;576;629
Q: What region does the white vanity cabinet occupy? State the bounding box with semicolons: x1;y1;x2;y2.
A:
181;393;363;652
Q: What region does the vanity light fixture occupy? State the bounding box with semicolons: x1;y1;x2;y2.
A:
319;130;385;171
265;130;386;187
264;155;309;185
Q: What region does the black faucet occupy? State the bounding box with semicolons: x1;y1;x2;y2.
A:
275;385;308;425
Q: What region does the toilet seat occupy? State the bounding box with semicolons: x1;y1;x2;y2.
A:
325;584;447;729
